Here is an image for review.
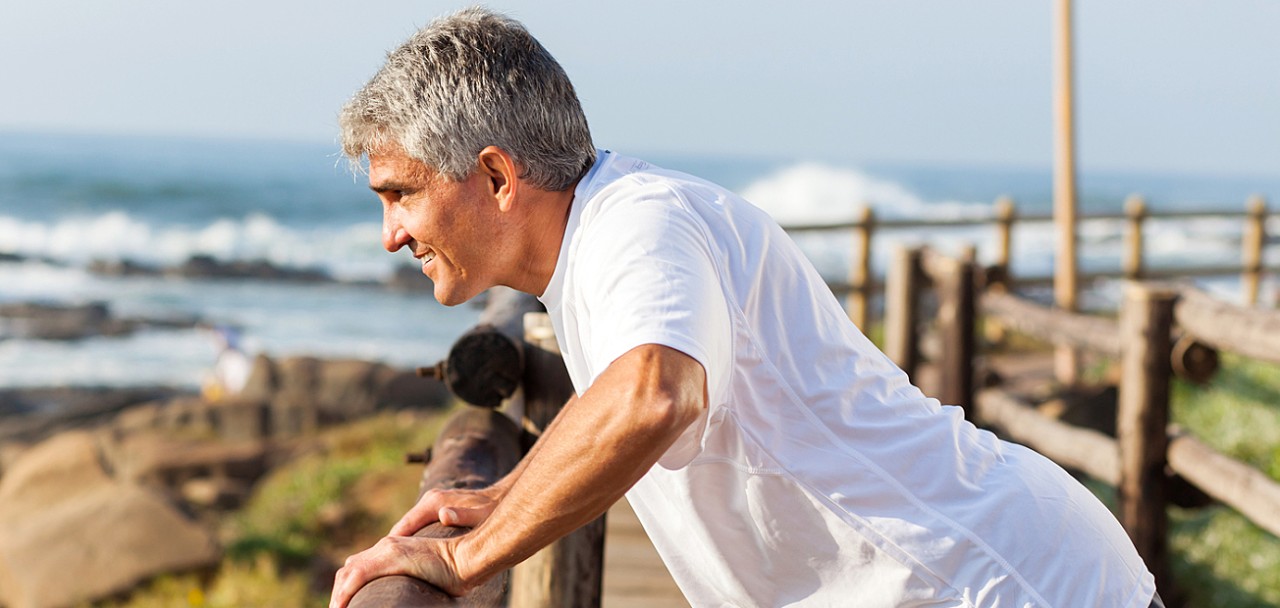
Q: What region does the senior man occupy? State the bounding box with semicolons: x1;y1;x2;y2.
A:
331;8;1161;608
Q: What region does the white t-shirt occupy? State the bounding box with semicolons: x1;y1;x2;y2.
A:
538;151;1157;608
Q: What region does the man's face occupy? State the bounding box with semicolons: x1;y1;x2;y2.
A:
369;150;502;306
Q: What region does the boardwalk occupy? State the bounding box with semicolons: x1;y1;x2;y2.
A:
602;498;689;608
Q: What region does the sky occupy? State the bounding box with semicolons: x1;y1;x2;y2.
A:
1;1;1277;176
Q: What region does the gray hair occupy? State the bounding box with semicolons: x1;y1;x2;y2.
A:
339;7;595;191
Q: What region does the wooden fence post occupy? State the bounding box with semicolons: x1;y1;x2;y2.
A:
1116;282;1177;595
935;251;976;416
509;313;606;608
1124;195;1147;281
885;246;923;380
847;205;875;331
1243;195;1268;306
993;196;1016;275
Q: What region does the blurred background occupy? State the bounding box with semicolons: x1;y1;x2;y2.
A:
1;0;1276;388
0;2;1277;607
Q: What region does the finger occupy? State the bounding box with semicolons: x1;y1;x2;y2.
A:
389;496;444;536
330;542;400;607
330;563;363;608
439;504;489;527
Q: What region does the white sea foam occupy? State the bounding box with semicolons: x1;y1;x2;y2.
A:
0;212;392;281
736;164;1023;279
738;163;989;225
733;163;1259;287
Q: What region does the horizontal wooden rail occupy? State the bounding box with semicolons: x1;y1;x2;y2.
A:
348;408;522;608
977;389;1280;541
1167;430;1280;539
974;388;1120;485
781;207;1278;233
979;291;1121;356
1176;287;1280;365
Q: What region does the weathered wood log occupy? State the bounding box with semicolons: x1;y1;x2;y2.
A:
417;288;545;408
1124;195;1147;280
884;246;923;380
1169;334;1219;384
974;388;1119;485
979;291;1121;356
1167;429;1280;539
933;251;976;414
847;205;875;330
509;313;606;608
1117;283;1176;590
1175;286;1280;365
348;408;523;608
1242;196;1268;305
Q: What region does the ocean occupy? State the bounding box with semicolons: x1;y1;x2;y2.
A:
1;131;1275;389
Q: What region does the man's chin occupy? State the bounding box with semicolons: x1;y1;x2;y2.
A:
432;284;477;307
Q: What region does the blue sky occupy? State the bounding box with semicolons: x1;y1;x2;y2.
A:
2;1;1277;176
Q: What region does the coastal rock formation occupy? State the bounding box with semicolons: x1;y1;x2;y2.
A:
89;254;332;283
0;431;220;608
0;301;198;341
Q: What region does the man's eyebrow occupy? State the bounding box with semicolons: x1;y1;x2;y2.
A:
369;181;413;194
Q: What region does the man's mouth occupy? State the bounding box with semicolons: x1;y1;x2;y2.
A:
420;250;436;268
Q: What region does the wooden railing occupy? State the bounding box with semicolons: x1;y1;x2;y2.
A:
884;246;1280;600
784;195;1274;330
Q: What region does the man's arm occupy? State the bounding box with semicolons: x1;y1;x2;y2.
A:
330;343;706;606
387;393;580;535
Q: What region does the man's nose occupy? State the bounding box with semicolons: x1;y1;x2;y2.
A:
383;220;411;253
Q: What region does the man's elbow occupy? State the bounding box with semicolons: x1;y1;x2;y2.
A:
640;391;703;442
614;344;708;444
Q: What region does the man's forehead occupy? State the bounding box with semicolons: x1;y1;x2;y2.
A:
368;151;435;186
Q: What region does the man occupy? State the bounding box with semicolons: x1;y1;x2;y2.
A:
331;8;1161;608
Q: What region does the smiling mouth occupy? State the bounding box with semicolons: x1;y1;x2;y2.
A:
419;250;436;268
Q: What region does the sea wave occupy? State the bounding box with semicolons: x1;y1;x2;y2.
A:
0;211;394;281
738;163;991;225
0;164;1258;286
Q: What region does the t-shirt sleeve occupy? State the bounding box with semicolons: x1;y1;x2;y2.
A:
573;190;732;469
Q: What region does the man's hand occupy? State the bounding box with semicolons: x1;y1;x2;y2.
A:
329;535;467;608
389;485;503;536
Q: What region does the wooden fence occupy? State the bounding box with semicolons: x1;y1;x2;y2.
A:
884;245;1280;600
785;195;1275;330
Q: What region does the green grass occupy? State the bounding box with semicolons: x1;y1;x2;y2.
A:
1168;354;1280;607
101;406;457;607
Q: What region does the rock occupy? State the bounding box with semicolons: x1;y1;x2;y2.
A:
386;263;433;291
0;300;198;341
0;431;220;608
238;354;279;403
112;432;268;513
0;431;109;511
316;359;385;419
272;357;385;428
171;255;330;283
0;386;186;444
0;301;117;340
211;397;270;442
88;258;161;277
376;368;451;410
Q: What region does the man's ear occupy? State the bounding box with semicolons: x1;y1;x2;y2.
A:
476;146;518;212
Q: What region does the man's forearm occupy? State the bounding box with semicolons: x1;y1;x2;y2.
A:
490;393;578;495
453;345;705;585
